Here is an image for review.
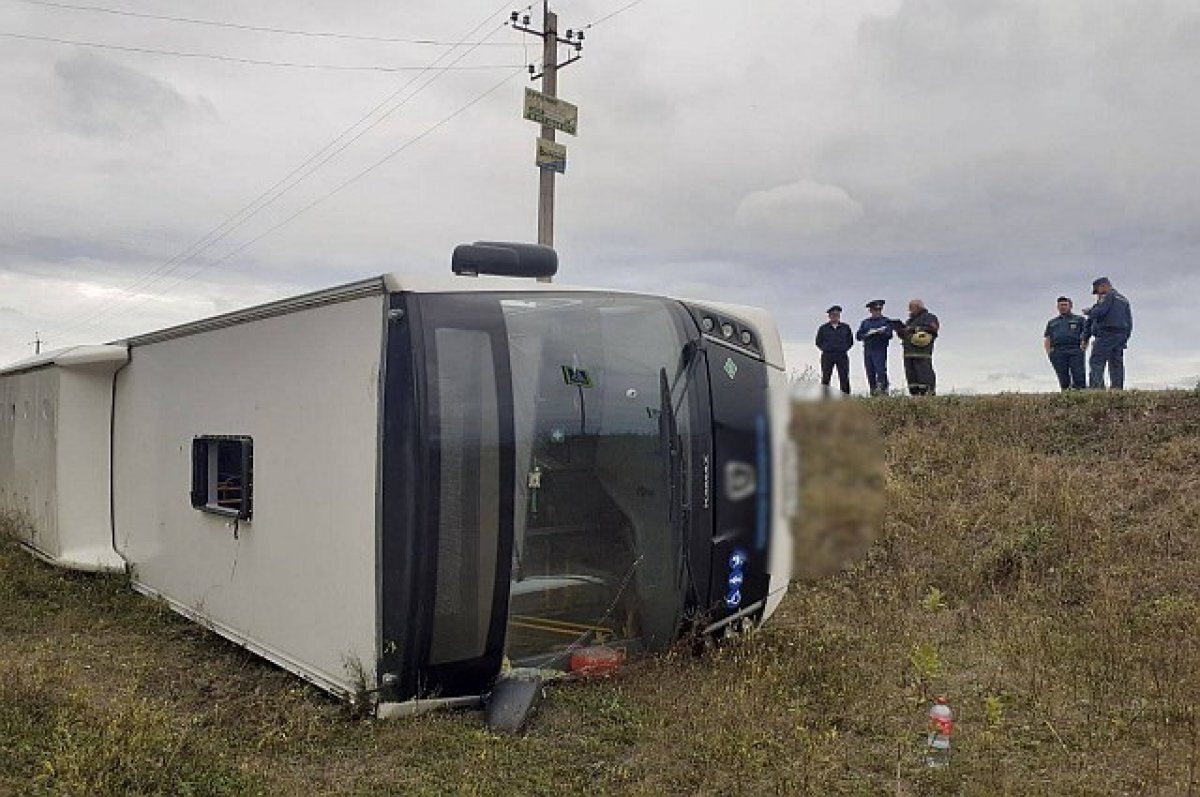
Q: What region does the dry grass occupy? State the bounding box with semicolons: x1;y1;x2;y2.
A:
1;390;1198;795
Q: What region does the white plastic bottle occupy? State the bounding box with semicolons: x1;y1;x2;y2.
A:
925;696;954;768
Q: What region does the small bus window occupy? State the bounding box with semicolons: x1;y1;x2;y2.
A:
191;436;253;520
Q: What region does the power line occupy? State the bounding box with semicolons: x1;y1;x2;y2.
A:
582;0;649;30
0;31;524;72
201;68;525;271
92;68;527;334
49;4;532;340
51;23;516;338
50;6;525;338
10;0;525;46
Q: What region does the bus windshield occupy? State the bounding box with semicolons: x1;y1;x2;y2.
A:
500;295;699;665
419;292;703;671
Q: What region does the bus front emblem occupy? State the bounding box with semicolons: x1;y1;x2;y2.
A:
724;461;757;501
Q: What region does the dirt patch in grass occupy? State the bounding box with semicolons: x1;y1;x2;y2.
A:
1;390;1198;795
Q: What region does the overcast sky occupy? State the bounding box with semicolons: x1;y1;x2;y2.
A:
2;0;1197;392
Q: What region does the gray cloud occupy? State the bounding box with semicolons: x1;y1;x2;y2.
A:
826;0;1200;252
0;234;160;270
0;0;1197;391
53;53;212;137
735;180;865;238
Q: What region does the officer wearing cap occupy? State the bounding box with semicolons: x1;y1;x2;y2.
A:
897;299;939;395
815;305;854;395
1043;296;1087;390
1083;277;1133;389
856;299;893;395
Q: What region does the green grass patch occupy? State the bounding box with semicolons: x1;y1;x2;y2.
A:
0;390;1198;794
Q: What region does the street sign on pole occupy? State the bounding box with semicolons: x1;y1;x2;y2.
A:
535;138;567;173
523;87;578;136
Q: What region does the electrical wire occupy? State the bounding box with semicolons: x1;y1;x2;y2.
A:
48;4;531;340
95;68;527;332
582;0;649;30
0;31;523;72
9;0;525;46
202;68;526;270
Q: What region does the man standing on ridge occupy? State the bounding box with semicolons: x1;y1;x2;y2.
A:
857;299;893;395
897;299;939;396
1084;277;1133;390
815;305;854;395
1043;296;1087;390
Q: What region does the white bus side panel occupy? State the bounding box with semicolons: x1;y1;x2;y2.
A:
0;369;60;557
0;353;128;572
763;364;794;621
54;368;126;571
113;296;384;696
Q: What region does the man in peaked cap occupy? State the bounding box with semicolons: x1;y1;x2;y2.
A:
1043;296;1087;390
1083;277;1133;389
856;299;893;395
815;305;854;395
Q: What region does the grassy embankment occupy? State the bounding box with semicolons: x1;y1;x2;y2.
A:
1;390;1198;795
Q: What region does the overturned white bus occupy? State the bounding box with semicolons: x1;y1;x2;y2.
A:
0;244;793;717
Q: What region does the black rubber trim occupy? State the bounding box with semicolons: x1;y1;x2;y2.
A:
378;293;426;699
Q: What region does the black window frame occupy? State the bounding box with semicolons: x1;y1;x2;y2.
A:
378;293;518;702
190;435;254;521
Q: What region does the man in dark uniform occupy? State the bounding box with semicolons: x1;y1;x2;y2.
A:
1043;296;1087;390
815;305;854;395
856;299;893;395
1083;277;1133;389
897;298;939;396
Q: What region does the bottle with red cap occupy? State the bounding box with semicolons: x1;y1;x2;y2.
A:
925;696;954;768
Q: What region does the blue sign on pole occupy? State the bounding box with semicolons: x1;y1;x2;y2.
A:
536;137;567;174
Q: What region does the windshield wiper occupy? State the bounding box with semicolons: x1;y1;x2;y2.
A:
670;339;703;416
662;338;704;510
658;367;679;509
660;338;705;606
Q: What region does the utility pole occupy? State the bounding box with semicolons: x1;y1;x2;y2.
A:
538;5;558;248
512;3;584;252
30;332;42;355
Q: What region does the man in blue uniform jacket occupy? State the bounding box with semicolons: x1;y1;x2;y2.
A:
857;299;893;395
1083;277;1133;390
1043;296;1087;390
815;305;854;395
